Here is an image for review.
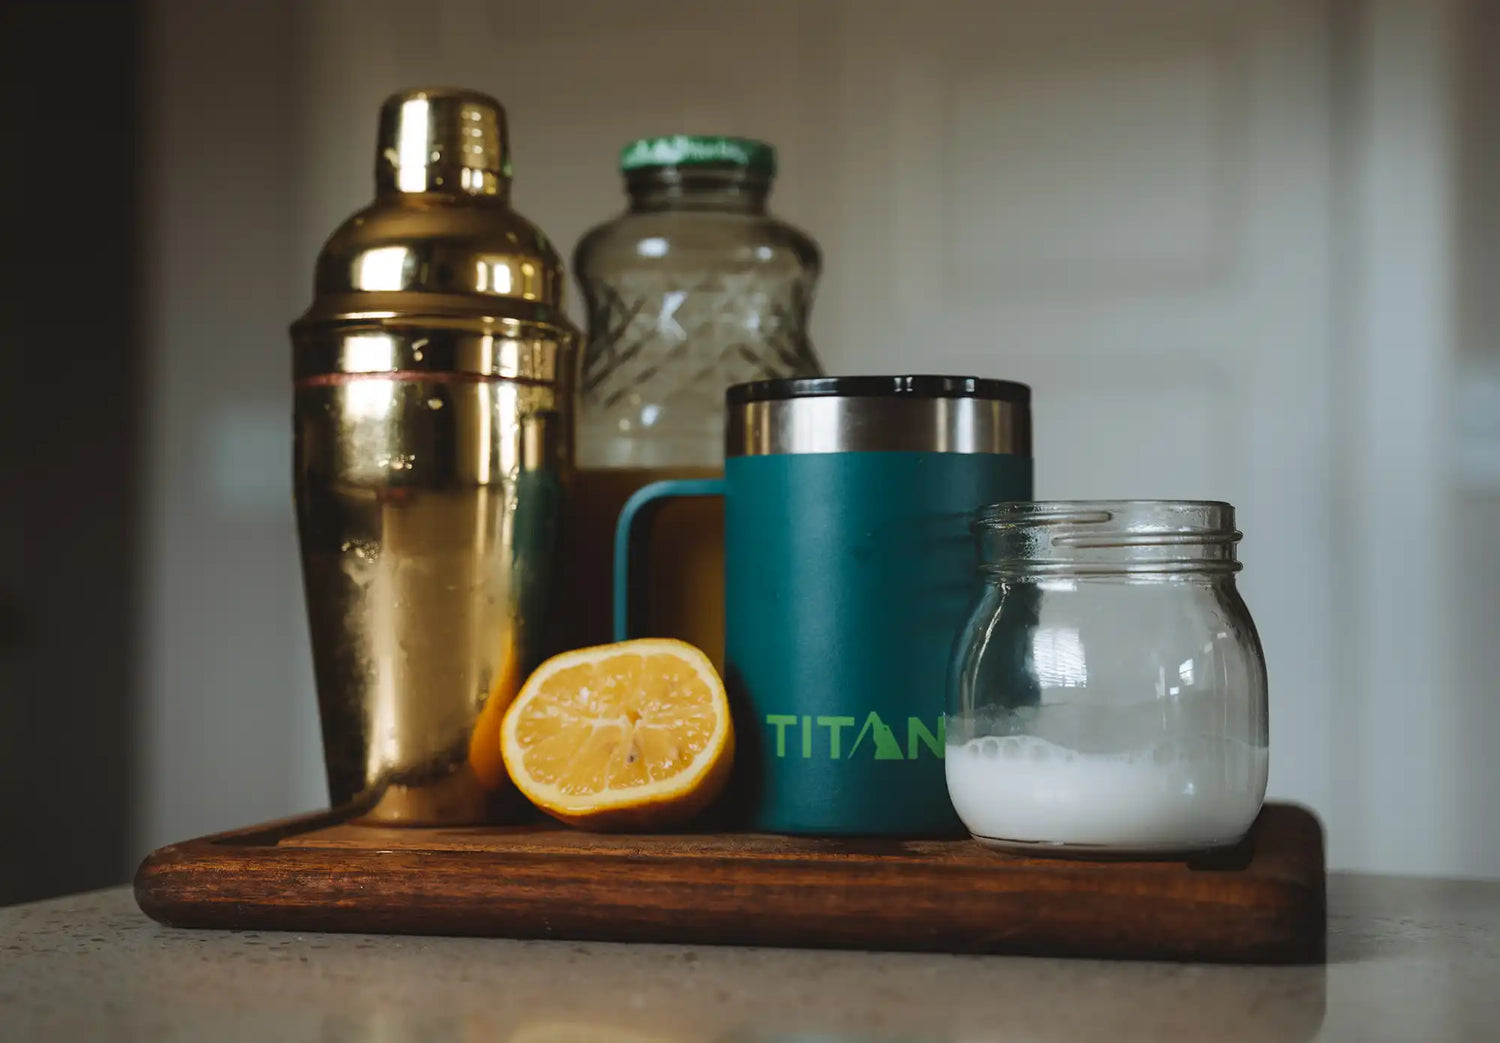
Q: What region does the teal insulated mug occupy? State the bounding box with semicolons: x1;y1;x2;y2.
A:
615;376;1032;835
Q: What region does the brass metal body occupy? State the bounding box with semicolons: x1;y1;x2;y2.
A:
291;88;577;824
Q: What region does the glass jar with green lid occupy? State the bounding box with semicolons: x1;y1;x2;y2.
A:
562;135;823;665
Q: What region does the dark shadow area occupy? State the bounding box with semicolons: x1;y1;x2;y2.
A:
0;0;141;905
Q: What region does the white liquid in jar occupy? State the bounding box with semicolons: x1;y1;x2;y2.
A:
945;734;1269;851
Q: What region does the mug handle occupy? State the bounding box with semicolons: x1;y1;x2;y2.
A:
613;478;727;643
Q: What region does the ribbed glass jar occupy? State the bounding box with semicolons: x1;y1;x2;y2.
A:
562;136;822;663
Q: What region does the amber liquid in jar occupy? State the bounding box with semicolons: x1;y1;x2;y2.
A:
566;136;821;667
562;466;725;668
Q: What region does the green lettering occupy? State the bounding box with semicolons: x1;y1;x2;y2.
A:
801;715;813;758
849;711;905;760
766;714;798;758
907;716;944;759
816;715;856;759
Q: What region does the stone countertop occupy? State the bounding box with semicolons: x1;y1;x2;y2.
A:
0;874;1495;1042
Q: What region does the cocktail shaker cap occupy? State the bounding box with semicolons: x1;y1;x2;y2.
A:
376;87;513;196
293;87;576;360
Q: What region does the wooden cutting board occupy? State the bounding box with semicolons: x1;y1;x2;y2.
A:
134;802;1325;964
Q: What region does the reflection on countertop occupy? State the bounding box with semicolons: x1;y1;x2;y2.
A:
1;875;1497;1042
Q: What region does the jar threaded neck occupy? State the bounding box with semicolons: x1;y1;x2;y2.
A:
973;500;1242;578
625;166;770;213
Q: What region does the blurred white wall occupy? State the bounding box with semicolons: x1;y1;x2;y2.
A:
140;0;325;850
1450;0;1500;879
139;0;1499;877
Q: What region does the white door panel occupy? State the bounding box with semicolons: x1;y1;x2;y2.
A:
831;0;1335;832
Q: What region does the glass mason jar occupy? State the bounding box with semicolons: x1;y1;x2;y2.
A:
562;135;823;664
946;501;1269;856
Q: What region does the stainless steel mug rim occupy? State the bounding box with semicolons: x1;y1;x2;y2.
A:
727;374;1030;406
726;374;1032;456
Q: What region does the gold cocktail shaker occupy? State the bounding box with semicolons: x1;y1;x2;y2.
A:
291;88;578;825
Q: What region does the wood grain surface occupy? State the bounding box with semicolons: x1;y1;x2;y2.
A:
134;802;1325;964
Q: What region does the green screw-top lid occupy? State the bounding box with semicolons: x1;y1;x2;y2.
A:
619;135;777;175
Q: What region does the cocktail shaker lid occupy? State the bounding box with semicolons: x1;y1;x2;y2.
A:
294;87;575;336
376;87;512;196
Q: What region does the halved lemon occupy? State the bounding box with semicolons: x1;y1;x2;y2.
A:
500;638;733;831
